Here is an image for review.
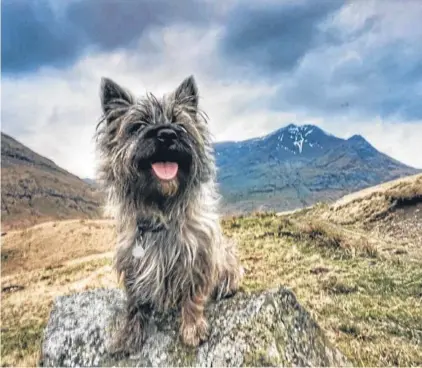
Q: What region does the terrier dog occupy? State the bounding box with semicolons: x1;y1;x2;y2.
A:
95;76;243;351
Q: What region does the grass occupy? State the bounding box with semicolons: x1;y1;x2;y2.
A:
222;211;422;367
1;174;422;367
322;173;422;225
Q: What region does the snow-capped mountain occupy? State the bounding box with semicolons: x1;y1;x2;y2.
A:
214;124;419;213
254;124;332;155
215;124;342;168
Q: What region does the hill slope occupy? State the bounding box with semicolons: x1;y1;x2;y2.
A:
1;133;102;230
1;174;421;367
215;124;420;212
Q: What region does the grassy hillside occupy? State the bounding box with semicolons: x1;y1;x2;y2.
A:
1;133;102;230
1;174;421;367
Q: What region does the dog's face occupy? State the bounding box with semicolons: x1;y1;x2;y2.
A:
96;76;214;209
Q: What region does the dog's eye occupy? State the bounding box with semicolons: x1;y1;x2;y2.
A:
127;122;147;135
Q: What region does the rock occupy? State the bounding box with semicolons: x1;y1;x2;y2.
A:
40;287;350;367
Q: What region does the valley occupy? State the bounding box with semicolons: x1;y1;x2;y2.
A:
1;128;421;367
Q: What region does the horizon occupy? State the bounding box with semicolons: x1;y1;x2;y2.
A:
2;0;422;177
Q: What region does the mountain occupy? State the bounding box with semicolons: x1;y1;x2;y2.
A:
1;133;102;230
215;124;420;213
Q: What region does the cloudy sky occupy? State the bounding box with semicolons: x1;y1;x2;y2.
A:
2;0;422;178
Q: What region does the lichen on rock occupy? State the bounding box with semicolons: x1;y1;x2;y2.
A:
40;287;350;367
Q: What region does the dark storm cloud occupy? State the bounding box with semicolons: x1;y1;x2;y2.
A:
217;0;422;121
219;0;343;74
271;38;422;121
1;0;215;75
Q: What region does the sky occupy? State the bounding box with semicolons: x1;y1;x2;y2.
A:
2;0;422;178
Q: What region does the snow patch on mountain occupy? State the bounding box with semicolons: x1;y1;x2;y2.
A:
293;135;305;153
277;124;319;154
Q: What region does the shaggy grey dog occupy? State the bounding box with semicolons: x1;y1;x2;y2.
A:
95;76;243;351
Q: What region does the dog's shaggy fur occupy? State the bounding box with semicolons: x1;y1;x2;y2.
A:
95;76;242;351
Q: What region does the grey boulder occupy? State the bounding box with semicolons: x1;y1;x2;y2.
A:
40;287;350;367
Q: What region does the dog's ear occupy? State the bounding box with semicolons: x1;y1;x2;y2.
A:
174;75;198;109
100;77;133;119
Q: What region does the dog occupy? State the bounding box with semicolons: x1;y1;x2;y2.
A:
94;75;243;351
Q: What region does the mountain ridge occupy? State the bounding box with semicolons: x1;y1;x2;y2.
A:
214;123;420;213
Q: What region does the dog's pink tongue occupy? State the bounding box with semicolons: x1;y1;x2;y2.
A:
151;162;178;180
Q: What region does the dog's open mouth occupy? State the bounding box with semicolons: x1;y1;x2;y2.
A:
151;162;179;181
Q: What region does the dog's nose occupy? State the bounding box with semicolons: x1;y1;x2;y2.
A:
157;128;177;144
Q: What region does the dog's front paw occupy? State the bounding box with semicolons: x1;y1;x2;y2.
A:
180;317;210;347
110;305;151;355
110;320;147;355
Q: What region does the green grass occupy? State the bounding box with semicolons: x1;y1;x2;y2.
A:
1;321;45;367
222;212;422;367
